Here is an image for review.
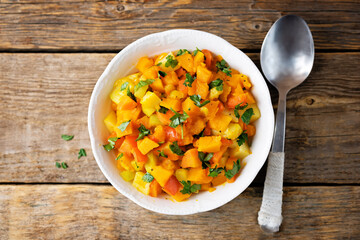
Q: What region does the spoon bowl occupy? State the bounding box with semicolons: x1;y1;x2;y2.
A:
258;15;314;232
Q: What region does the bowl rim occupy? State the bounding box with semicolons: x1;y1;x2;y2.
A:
88;29;274;215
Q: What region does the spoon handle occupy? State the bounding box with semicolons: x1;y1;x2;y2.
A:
258;91;287;232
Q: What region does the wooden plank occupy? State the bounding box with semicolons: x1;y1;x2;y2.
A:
0;0;359;51
0;53;359;183
0;185;358;239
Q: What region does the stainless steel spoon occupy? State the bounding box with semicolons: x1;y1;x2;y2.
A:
258;15;314;232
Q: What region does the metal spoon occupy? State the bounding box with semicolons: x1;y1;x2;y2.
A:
258;15;314;232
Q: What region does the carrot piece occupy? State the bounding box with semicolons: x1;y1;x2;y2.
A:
149;179;162;197
117;95;137;111
181;148;202;168
164;126;180;142
126;136;148;163
163;175;182;196
202;49;213;69
246;124;256;137
151;125;166;142
114;137;124;149
175;67;187;78
227;94;247;109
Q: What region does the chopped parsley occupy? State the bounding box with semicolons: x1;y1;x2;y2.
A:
142;172;154;183
61;134;74;141
169;141;184;156
165;55;178;68
234;103;248;118
241;108;254;125
216;59;232;77
180;181;201;194
209;79;223;91
177;49;190;56
158;106;169;114
78;148;87;159
126;87;136;102
237;131;248;146
158;70;167;77
193;47;202;56
55;162;61;168
183;73;195;87
198;152;213;169
136;124;150;141
190;94;210;108
120;82;129;91
225;159;241;179
103;137;118;151
134;79;155;92
118;120;131;132
61;162;68;169
115;153;123;161
169;108;189;128
208;166;224;177
158;150;168;158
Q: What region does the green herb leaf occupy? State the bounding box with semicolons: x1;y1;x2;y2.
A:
177;49;190;56
193;47;202;56
216;59;232;77
183;73;195;87
120;82;129;91
169;141;185;156
209;79;223;91
61;134;74;141
158;70;167;78
241;108;254;125
234;103;248;118
134;79;155;92
158;150;168;158
136;124;151;141
55;162;61;168
189;94;210;108
115;153;123;161
156;62;162;66
61;162;68;169
225;159;241;179
237;131;248;146
158;106;169;114
78;148;87;159
180;181;201;194
208;166;224;177
118;120;131;132
127;87;137;102
165;55;178;68
142;172;154;183
198;152;213;169
169;108;189;128
103;137;118;151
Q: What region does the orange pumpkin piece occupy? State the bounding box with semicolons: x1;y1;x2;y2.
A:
208;113;232;132
245;91;256;104
197;136;222;153
136;116;150;129
149;180;162;197
187;78;197;96
117;95;137;111
156;110;173;125
227;94;247;109
246;124;256;137
196;80;209;99
175;67;187;78
172;190;191;202
178;78;188;96
181;148;202;168
177;53;194;74
182;97;200;117
211;172;227;186
143;66;160;80
152;125;166;142
193;51;205;70
197;65;213;83
163;71;179;86
160;98;182;112
187;168;212;184
150;78;165;93
136;57;154;73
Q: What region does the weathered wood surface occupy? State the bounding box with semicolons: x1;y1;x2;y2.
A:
1;53;359;183
0;0;359;51
0;185;358;239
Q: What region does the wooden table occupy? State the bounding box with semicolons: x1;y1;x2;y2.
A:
1;1;359;239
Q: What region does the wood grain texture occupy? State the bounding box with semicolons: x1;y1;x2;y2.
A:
0;185;358;239
0;53;359;183
0;0;359;51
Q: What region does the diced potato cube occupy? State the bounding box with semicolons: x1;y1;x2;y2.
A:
230;142;252;159
134;84;148;99
118;154;134;171
120;170;135;182
140;91;161;117
151;165;174;187
131;160;145;172
145;152;158;173
149;114;162;127
175;169;188;182
114;73;141;88
110;85;127;104
155;52;180;71
223;123;243;140
104;111;117;132
132;172;151;195
137;137;159;155
209;87;223;100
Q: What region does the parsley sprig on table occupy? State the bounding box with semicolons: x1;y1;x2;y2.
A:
189;95;210;108
78;148;87;159
216;59;232;77
180;181;201;194
61;134;74;141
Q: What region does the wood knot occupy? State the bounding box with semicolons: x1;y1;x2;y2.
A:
306;98;315;105
117;5;125;11
254;24;260;30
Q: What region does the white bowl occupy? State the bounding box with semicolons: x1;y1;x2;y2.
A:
88;29;274;215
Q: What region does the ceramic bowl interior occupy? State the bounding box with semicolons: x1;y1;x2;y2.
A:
88;29;274;215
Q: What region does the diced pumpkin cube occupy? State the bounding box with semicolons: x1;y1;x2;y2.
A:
240;74;251;89
134;84;148;99
152;125;166;142
161;159;178;171
104;111;117;132
149;180;162;197
132;172;151;195
110;85;127;104
116;107;141;124
156;111;173;125
164;84;176;95
137;137;159;155
187;168;212;184
114;120;134;138
220;82;232;103
197;136;222;153
117;95;137;111
182;97;200;117
118;153;134;171
150;78;165;93
211;172;227;186
245;91;256;104
145;152;158;173
120;170;135;182
230;142;252;159
208;113;232;132
175;169;188;182
197;65;212;83
151;165;174;187
172;190;191;202
227;94;247;109
196;80;209;99
160;98;182;112
181;148;202;168
188;118;206;135
136;57;154;73
169;90;185;100
176;53;194;74
140;91;161;117
193;51;205;70
163;71;179;86
223;123;243;140
143;66;161;80
246;124;256;137
131;160;144;172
